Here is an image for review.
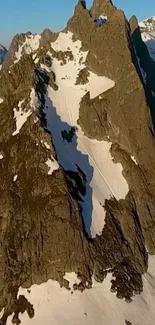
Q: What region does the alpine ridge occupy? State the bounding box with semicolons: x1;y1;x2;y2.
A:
0;0;155;324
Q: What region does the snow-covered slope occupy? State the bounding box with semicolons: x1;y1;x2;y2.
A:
6;255;155;325
139;17;155;61
42;31;129;236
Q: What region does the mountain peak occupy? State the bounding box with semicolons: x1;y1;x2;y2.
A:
139;16;155;33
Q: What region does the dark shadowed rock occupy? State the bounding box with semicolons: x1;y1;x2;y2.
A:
129;15;155;126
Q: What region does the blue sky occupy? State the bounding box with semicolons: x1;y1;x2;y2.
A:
0;0;155;47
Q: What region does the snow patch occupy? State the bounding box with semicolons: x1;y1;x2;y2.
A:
14;34;41;63
32;53;37;60
45;157;59;175
13;175;18;182
88;71;115;99
30;88;39;111
0;97;3;104
34;58;39;64
0;308;4;319
64;272;81;289
44;142;51;150
0;154;3;160
139;21;146;29
12;100;32;136
131;156;138;165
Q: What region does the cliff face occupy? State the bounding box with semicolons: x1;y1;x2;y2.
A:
0;0;155;324
68;0;155;253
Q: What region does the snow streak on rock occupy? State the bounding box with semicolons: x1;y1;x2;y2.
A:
12;100;32;136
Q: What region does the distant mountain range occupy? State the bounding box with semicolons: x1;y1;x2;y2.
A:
139;16;155;61
139;16;155;34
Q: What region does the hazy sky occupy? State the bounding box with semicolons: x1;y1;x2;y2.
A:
0;0;155;47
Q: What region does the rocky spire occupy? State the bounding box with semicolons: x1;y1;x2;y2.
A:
90;0;115;18
73;0;87;15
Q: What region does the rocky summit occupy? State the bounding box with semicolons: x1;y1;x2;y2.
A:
0;0;155;324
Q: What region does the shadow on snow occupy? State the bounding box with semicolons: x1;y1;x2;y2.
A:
44;93;93;237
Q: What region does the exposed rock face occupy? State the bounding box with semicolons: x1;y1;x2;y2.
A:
68;0;155;254
0;0;155;324
40;29;58;47
90;0;115;18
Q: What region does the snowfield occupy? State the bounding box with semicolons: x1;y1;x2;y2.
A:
12;100;32;136
5;256;155;325
43;31;129;236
